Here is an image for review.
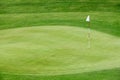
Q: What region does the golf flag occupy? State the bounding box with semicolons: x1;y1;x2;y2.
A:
86;15;90;22
86;15;91;48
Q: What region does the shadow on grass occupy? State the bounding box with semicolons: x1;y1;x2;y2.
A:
0;73;3;80
0;68;119;80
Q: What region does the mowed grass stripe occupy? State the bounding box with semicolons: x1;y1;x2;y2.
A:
0;0;120;13
0;12;120;37
1;68;120;80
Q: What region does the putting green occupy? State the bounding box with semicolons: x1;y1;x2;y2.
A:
0;26;120;75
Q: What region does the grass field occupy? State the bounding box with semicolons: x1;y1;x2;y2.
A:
0;0;120;80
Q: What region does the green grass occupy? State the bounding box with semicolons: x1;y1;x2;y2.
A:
0;26;120;80
0;0;120;80
0;0;120;13
0;26;119;74
1;68;120;80
0;12;120;37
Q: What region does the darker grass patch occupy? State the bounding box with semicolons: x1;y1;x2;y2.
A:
0;73;3;80
0;68;120;80
0;1;120;14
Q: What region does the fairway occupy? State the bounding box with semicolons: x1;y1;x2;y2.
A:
0;26;119;75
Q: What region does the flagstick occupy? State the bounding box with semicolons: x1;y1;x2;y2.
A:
86;15;91;48
88;22;91;48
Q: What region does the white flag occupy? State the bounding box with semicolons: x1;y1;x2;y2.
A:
86;15;90;22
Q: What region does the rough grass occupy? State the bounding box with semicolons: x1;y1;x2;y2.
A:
1;68;120;80
0;0;120;13
0;12;120;37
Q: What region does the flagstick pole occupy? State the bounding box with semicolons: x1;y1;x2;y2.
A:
88;22;91;48
86;15;91;48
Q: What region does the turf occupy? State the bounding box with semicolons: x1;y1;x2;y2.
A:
0;0;120;13
0;0;120;80
0;26;120;80
0;12;120;37
1;68;120;80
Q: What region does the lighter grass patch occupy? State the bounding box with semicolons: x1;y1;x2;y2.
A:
0;26;120;75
